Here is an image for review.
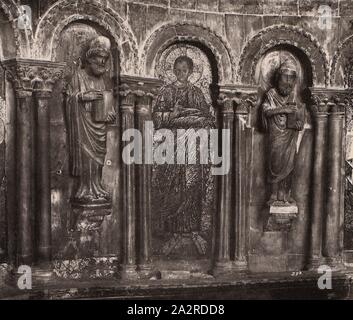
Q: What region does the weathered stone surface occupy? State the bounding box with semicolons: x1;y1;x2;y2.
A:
0;0;352;300
170;0;197;10
299;0;338;16
263;0;298;15
127;2;147;44
196;0;219;12
219;0;243;13
146;5;169;32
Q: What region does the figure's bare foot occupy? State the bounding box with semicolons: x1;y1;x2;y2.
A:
267;193;277;206
287;196;296;204
278;190;285;202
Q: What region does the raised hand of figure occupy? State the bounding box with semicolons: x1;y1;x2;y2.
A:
295;120;304;131
170;99;184;119
106;111;117;123
80;90;103;102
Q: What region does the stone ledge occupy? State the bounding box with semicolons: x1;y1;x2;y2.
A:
0;270;351;300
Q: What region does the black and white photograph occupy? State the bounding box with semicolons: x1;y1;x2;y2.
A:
0;0;352;306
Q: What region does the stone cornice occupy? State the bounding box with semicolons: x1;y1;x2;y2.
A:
120;75;162;98
1;59;65;93
218;84;258;114
310;87;351;114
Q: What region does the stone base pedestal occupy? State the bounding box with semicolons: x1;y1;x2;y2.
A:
71;201;112;232
324;257;345;271
233;260;248;273
137;264;160;280
307;255;325;270
68;201;112;258
120;265;140;280
31;265;55;284
266;203;298;231
212;261;235;278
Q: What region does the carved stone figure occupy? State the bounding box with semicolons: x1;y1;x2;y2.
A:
65;36;116;205
152;55;215;258
261;61;304;206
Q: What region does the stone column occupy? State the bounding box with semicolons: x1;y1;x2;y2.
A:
3;59;35;266
324;97;345;268
3;59;65;276
308;92;329;269
32;63;64;267
213;98;234;276
15;89;33;266
233;97;251;272
135;91;153;275
120;90;139;279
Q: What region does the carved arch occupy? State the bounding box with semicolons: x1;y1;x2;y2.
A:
141;22;236;83
237;24;329;87
0;0;29;58
33;0;138;73
330;35;353;88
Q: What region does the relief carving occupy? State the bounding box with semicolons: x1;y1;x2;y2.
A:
259;51;305;230
65;36;117;229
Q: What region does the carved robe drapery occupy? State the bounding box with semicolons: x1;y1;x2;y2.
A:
262;88;299;185
66;68;112;202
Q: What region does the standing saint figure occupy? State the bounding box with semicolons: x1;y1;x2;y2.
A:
152;55;215;257
65;36;116;204
261;62;304;205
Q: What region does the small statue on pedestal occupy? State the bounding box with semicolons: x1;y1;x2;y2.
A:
65;35;116;233
261;61;304;230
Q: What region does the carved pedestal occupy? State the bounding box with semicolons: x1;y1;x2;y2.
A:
266;203;298;231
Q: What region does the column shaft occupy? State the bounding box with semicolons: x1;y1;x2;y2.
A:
234;106;248;270
34;91;52;263
324;102;344;266
309;101;328;268
16;90;33;265
136;95;152;269
213;99;233;275
120;93;138;278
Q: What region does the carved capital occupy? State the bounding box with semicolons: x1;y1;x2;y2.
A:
218;85;257;117
310;87;348;116
2;59;65;95
120;75;162;100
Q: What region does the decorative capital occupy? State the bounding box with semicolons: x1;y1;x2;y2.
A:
310;87;348;115
120;75;162;99
2;59;65;94
218;84;257;115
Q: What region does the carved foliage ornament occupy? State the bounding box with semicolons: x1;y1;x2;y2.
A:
238;24;329;86
2;60;65;92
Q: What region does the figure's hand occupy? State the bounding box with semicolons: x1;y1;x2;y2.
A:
80;90;103;102
295;120;304;131
170;100;184;119
106;111;116;123
281;107;296;114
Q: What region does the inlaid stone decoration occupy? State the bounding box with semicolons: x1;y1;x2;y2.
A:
0;91;5;260
152;44;215;260
258;50;306;230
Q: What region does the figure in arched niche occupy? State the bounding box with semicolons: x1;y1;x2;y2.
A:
152;44;215;258
260;52;305;207
65;36;116;204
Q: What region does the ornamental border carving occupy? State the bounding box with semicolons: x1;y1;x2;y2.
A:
330;35;353;88
141;22;236;83
237;24;329;87
33;0;138;74
0;0;22;58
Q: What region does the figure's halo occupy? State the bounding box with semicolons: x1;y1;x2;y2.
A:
156;44;210;85
257;50;301;91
